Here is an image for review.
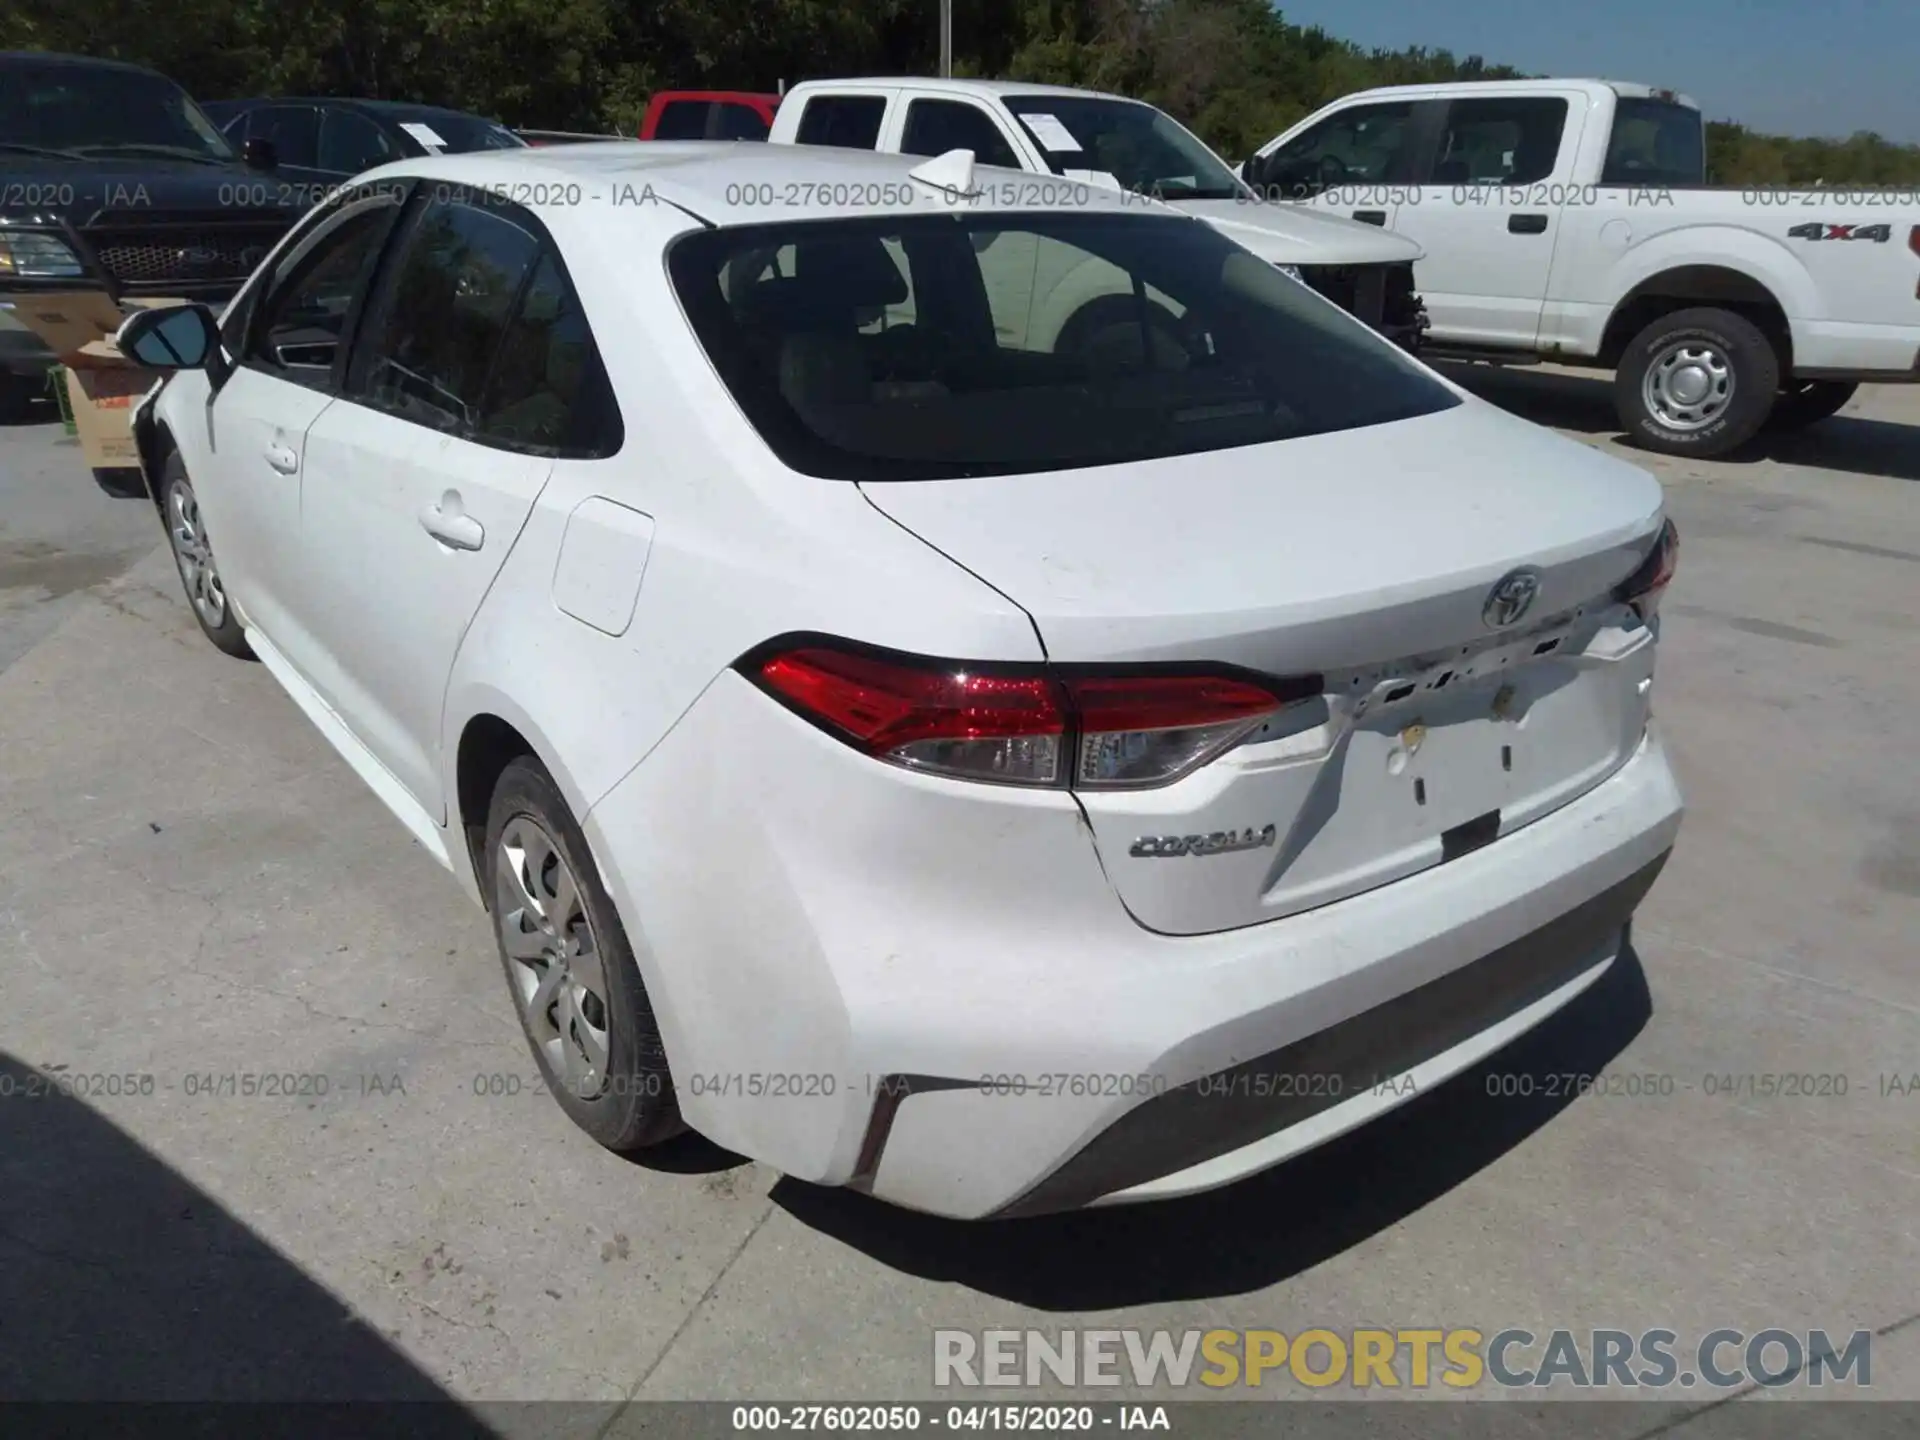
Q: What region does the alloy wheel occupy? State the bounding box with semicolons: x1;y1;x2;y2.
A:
167;480;228;629
495;816;612;1099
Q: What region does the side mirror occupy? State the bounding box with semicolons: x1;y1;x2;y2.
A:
117;304;223;371
243;136;278;170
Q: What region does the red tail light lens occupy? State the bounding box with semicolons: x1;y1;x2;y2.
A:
756;647;1066;785
747;642;1320;789
1910;224;1920;258
1615;518;1679;621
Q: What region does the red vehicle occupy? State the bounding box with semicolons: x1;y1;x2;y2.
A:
639;90;779;141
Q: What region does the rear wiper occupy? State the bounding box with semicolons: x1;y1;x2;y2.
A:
69;144;226;166
0;141;78;159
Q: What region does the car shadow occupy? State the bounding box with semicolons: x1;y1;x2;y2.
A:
1437;362;1920;483
772;944;1653;1310
0;1049;493;1423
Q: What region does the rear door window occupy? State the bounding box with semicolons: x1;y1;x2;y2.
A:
344;196;544;433
794;96;887;150
472;249;622;456
1431;98;1568;186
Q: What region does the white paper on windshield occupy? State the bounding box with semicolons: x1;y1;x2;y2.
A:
399;122;448;151
1020;113;1082;152
1063;168;1122;189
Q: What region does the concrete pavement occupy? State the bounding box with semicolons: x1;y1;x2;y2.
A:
0;372;1914;1428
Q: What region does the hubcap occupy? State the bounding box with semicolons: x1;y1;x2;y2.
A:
495;818;611;1100
1643;340;1733;433
167;481;227;628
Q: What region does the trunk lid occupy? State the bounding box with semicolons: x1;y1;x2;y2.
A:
860;399;1668;934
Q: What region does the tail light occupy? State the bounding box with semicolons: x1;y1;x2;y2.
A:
1909;224;1920;258
1615;517;1679;621
746;641;1320;790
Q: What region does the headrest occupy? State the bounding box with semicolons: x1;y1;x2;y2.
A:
793;234;910;308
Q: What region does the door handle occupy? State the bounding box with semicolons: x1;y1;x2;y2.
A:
264;442;299;475
1353;209;1387;226
419;491;485;552
1508;213;1549;234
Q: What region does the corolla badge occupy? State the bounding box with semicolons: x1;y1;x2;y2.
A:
1482;567;1542;629
1130;825;1278;859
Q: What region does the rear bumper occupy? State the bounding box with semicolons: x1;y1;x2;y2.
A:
586;674;1682;1220
997;851;1659;1214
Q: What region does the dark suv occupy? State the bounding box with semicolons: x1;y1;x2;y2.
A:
0;51;302;416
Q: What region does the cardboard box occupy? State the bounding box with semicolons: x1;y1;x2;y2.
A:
64;365;157;469
4;288;190;472
1;290;128;364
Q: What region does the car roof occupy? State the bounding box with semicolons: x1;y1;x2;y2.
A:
207;96;505;123
0;49;170;80
362;141;1184;228
1333;77;1700;109
788;76;1140;105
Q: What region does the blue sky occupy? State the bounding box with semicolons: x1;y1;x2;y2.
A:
1275;0;1920;142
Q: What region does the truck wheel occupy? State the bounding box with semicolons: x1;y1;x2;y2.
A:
1615;307;1778;457
1768;380;1857;431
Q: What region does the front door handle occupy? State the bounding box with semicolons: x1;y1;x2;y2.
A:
420;490;484;552
1353;209;1387;226
1508;213;1549;234
264;442;299;475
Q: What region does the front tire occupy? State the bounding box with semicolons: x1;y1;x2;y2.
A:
161;452;253;658
1614;307;1779;457
1769;379;1857;430
485;756;684;1152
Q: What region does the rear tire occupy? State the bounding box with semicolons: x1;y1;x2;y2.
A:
485;756;684;1152
160;451;253;659
1768;379;1856;430
1614;306;1779;457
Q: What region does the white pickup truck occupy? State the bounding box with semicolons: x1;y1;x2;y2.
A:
767;77;1430;350
1245;78;1920;455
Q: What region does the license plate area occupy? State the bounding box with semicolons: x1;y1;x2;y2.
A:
1254;629;1653;919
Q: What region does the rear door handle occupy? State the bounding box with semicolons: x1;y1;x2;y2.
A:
419;491;484;552
264;442;299;475
1353;209;1387;226
1508;213;1549;234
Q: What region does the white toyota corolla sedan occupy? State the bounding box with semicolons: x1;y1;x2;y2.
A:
120;140;1682;1219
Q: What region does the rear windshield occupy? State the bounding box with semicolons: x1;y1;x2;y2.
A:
1602;99;1705;186
667;212;1459;481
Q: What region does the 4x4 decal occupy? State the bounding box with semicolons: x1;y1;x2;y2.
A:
1787;222;1893;242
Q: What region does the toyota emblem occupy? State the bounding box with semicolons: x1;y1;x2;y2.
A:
1482;568;1542;629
